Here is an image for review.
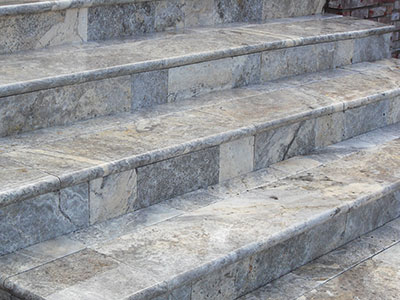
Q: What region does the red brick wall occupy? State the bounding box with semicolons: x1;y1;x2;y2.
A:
327;0;400;57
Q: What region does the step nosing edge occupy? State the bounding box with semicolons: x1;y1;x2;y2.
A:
2;85;400;207
0;26;393;98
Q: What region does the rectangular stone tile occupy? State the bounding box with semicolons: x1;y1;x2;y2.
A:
214;0;263;24
0;76;131;137
183;0;214;27
131;70;168;110
315;112;345;148
300;70;396;106
244;219;400;300
155;0;185;31
191;257;251;300
3;249;122;300
359;224;400;249
333;39;354;68
298;244;400;300
0;191;81;255
343;190;400;243
89;169;137;225
191;213;347;300
388;96;400;125
137;147;219;209
261;42;335;82
0;8;87;54
87;2;156;41
0;154;60;207
291;238;380;284
219;136;255;182
262;0;325;19
168;54;260;102
248;213;347;290
344;100;390;139
163;189;222;212
60;182;89;228
0;235;85;284
69;202;183;246
254;119;316;170
353;33;392;63
269;156;321;175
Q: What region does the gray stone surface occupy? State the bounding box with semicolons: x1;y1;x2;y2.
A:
219;136;255;182
297;242;400;299
0;76;131;137
0;235;85;284
353;33;392;63
155;0;185;31
131;70;168;110
0;154;60;208
3;249;121;299
0;192;80;255
240;219;400;300
137;147;219;208
0;8;87;54
90;169;137;224
1;59;400;209
0;0;326;22
60;182;89;228
0;16;392;98
214;0;263;23
168;54;260;102
388;96;400;125
262;0;325;19
1;132;400;299
344;100;390;139
315;112;345;148
254;119;316;170
344;190;400;243
87;2;155;41
261;42;336;82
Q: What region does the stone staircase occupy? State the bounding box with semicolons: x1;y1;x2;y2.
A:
0;0;399;299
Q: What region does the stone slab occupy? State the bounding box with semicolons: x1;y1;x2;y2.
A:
0;16;392;98
1;60;400;210
2;134;400;299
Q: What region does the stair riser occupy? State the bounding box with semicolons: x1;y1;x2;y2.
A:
0;0;326;54
1;95;399;256
0;288;19;300
0;33;391;138
156;190;400;300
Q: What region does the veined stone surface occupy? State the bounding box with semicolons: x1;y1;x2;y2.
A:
0;16;392;135
240;218;400;300
0;60;400;254
0;0;327;49
0;128;400;299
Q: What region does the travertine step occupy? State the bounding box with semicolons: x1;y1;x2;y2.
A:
0;0;327;53
0;15;392;136
240;217;400;300
1;59;400;255
1;124;400;300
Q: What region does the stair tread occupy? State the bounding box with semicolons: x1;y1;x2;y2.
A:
0;0;164;15
240;217;400;299
1;58;400;207
0;15;392;97
1;123;400;300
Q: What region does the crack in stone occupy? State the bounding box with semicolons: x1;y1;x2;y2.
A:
282;122;303;161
